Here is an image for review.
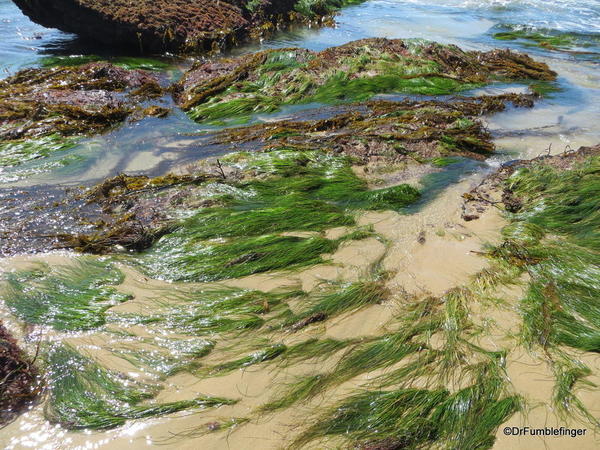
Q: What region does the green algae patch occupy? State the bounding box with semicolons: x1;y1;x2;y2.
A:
493;26;600;55
44;344;236;430
40;55;171;71
462;145;600;425
1;258;130;331
284;280;389;326
499;156;600;353
261;285;520;448
176;38;556;123
112;287;300;336
0;134;78;168
139;233;340;283
294;382;519;449
133;149;418;282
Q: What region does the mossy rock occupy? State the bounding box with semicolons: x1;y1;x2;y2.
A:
175;38;556;123
0;62;165;142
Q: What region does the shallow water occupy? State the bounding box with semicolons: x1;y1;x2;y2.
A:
1;0;599;448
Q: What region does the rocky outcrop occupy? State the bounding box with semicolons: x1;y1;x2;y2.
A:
0;62;164;141
174;38;557;123
11;0;344;53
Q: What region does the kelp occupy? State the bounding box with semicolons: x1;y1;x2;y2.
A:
1;258;130;331
44;344;236;430
177;38;555;123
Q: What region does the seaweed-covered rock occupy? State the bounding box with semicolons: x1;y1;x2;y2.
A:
11;0;357;53
0;62;164;141
461;144;600;221
0;322;39;425
212;94;538;161
175;38;556;123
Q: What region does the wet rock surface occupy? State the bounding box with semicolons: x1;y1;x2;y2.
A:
11;0;346;53
461;144;600;221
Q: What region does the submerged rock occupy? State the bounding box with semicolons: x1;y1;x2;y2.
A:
12;0;356;53
175;38;556;123
0;62;164;142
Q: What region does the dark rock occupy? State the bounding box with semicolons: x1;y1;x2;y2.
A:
11;0;336;53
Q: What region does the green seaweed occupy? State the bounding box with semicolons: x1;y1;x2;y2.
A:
493;27;600;53
136;150;417;282
44;344;236;430
181;38;554;123
39;55;171;71
284;280;388;326
113;338;215;379
113;287;299;336
205;344;287;375
293;373;519;449
0;135;78;168
1;258;130;331
294;0;366;17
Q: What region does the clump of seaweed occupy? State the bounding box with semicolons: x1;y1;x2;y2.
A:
213;95;537;161
0;134;78;168
0;322;40;425
133;149;416;282
44;344;236;430
284;280;389;327
112;287;301;336
176;38;555;123
293;364;519;449
1;258;130;331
